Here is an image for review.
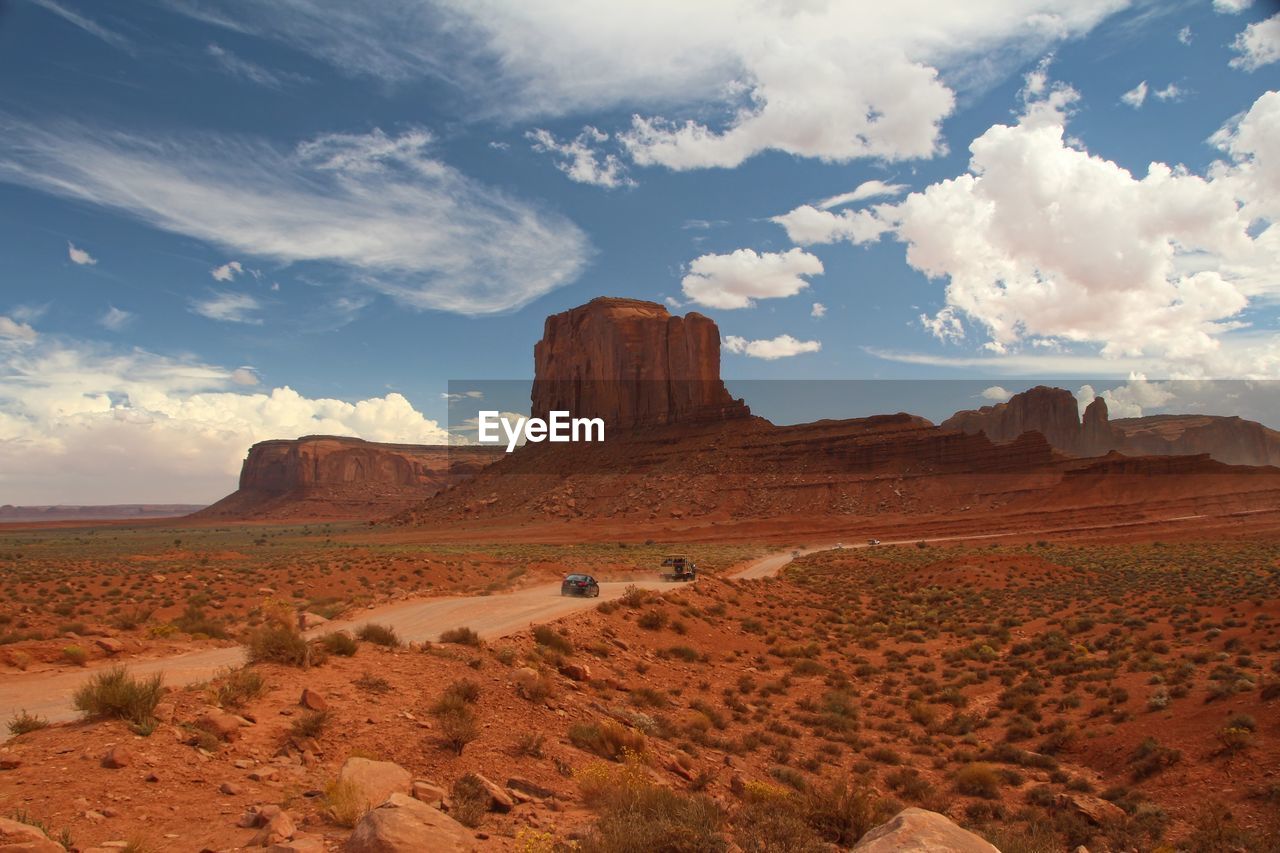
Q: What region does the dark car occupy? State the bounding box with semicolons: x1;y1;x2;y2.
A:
561;573;600;597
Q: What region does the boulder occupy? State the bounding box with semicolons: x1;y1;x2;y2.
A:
251;811;296;846
265;837;325;853
298;612;330;630
343;793;473;852
559;663;591;682
852;808;999;852
338;758;412;810
531;297;750;432
471;773;514;812
1056;793;1126;826
0;816;66;852
299;689;327;712
410;781;447;809
100;746;132;769
94;637;125;656
193;708;242;742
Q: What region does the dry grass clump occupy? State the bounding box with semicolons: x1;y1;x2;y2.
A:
568;719;647;761
324;778;369;828
356;623;400;647
73;665;165;731
439;626;482;646
207;666;266;709
575;756;724;852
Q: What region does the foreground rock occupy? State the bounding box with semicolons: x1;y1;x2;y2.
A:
338;757;412;810
0;816;66;852
343;793;473;852
852;808;999;852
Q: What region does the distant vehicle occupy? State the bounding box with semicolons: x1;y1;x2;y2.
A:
835;542;844;549
561;573;600;597
661;554;697;582
868;539;881;546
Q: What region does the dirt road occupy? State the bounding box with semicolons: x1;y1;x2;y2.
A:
4;509;1267;729
0;574;726;727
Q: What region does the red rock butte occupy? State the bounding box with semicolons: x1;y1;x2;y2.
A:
531;297;750;431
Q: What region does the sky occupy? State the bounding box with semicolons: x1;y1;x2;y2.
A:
1;0;1278;503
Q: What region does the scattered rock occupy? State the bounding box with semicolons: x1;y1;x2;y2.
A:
411;781;447;809
100;746;132;769
251;811;296;846
344;793;473;853
512;668;540;695
506;778;555;801
219;782;243;796
559;662;591;682
0;757;23;771
152;702;175;724
94;637;126;655
471;773;514;813
1056;793;1127;826
298;612;329;630
193;708;242;742
265;836;325;853
0;816;66;852
299;689;327;712
852;808;999;852
338;757;412;810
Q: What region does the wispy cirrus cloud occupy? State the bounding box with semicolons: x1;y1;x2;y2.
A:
206;43;308;89
0;122;591;315
27;0;134;52
190;291;262;324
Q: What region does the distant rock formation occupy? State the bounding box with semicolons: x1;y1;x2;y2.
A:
531;297;750;431
942;386;1090;455
196;436;500;520
944;386;1280;466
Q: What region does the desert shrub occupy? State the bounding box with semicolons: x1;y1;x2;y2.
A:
72;665;164;728
1130;737;1181;780
320;631;358;656
289;709;331;740
575;757;725;852
436;678;482;708
324;778;368;828
172;605;230;639
434;699;480;755
356;623;400;648
7;710;49;736
955;762;1001;799
619;585;652;608
638;610;668;631
1216;726;1254;754
207;666;265;709
439;626;482;646
802;780;886;845
533;624;573;654
516;732;546;758
735;795;822;852
569;719;647;761
61;645;88;666
246;622;310;667
354;670;392;694
451;773;491;828
884;767;933;800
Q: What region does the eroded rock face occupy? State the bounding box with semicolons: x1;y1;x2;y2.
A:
945;387;1280;466
942;386;1084;455
197;437;500;520
0;816;66;852
852;807;999;852
531;297;750;431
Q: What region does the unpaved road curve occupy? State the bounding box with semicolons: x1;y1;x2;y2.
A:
3;508;1271;728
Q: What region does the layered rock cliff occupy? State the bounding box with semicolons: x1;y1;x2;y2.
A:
531;297;750;430
944;387;1280;466
196;436;500;520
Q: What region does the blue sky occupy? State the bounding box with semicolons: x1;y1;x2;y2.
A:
0;0;1278;502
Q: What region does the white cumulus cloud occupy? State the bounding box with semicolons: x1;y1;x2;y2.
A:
0;332;452;503
0;123;590;315
67;241;97;265
811;302;826;319
527;126;634;188
723;334;822;360
1214;0;1253;13
1121;80;1148;108
1230;14;1280;72
165;0;1128;171
681;248;823;310
981;385;1013;401
211;260;244;282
